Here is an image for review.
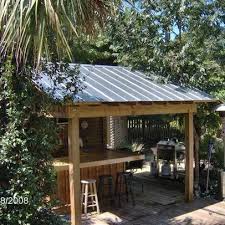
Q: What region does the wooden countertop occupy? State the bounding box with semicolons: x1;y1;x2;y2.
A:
53;149;145;171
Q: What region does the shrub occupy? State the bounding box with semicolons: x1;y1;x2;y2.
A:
30;208;69;225
0;62;64;224
199;134;224;169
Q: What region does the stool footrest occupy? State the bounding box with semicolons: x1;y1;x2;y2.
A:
87;204;97;207
82;194;96;197
82;201;97;205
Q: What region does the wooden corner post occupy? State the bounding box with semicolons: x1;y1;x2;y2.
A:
185;111;194;202
68;116;81;225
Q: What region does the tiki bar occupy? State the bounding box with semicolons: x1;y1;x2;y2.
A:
37;64;216;225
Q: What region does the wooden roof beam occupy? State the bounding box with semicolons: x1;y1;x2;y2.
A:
139;101;153;105
102;102;120;106
68;102;197;118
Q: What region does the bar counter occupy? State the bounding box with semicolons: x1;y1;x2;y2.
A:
53;149;145;170
53;149;144;204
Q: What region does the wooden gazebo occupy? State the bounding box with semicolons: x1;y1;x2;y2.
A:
39;64;216;225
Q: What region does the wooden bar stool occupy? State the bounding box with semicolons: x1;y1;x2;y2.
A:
98;175;115;206
115;172;135;207
81;179;100;215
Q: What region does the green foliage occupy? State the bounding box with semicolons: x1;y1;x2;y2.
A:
107;0;225;158
0;0;112;67
0;61;66;225
107;0;225;100
105;0;225;195
30;208;69;225
199;134;224;197
117;141;145;153
70;33;116;65
199;134;224;169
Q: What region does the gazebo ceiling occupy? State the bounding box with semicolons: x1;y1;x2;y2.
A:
37;64;216;103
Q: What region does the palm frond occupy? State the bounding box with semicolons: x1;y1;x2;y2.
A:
0;0;112;67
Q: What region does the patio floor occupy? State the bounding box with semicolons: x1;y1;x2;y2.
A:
80;171;225;225
82;199;225;225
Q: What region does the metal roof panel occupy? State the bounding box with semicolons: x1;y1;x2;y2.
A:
36;64;215;103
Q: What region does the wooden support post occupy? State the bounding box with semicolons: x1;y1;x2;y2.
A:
185;112;194;202
68;117;81;225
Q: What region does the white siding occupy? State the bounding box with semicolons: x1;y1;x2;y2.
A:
107;116;128;149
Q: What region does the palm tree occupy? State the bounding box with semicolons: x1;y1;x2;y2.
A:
0;0;112;67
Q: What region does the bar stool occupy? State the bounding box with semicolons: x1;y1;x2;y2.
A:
115;171;135;207
98;175;115;206
81;179;100;215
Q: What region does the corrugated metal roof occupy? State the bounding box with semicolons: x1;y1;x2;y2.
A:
37;64;215;103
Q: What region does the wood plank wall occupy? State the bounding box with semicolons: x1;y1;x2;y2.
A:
56;163;124;204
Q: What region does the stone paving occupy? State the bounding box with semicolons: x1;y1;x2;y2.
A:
82;199;225;225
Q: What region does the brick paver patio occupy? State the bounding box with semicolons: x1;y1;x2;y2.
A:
82;199;225;225
80;174;225;225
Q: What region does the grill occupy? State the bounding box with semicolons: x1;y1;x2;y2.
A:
156;139;185;179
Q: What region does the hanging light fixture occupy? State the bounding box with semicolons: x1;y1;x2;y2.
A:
215;104;225;137
215;104;225;118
